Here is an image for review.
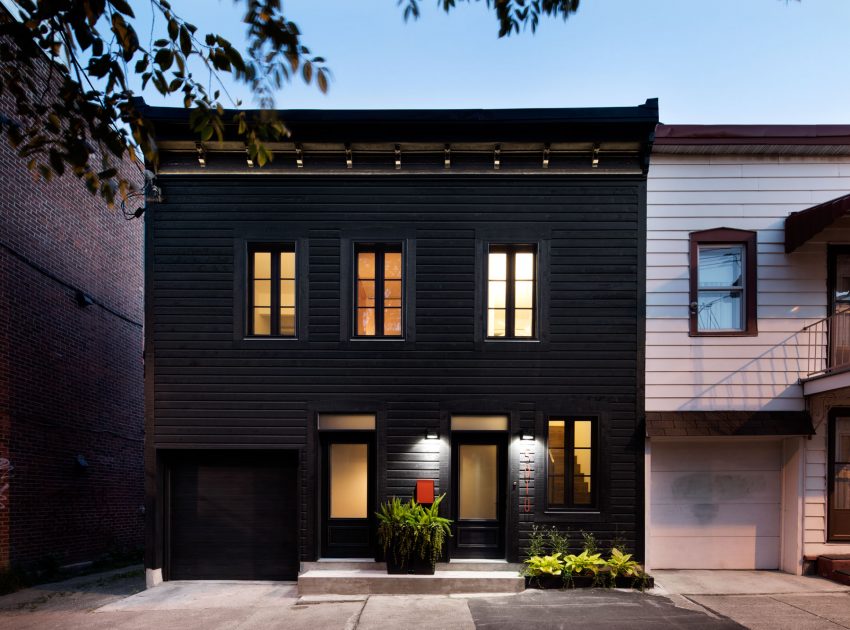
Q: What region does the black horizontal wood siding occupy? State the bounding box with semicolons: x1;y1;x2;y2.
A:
148;174;645;562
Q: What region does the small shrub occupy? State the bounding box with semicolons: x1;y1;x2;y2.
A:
523;553;563;577
547;527;571;557
580;530;598;555
526;524;548;558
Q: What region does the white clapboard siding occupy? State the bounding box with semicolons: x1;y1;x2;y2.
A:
803;425;831;552
646;154;850;412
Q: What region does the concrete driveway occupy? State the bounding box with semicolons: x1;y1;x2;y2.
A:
0;567;845;629
653;570;850;630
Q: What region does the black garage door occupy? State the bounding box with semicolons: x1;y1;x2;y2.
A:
168;451;298;580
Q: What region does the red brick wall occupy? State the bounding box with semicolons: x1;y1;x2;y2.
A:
0;24;144;570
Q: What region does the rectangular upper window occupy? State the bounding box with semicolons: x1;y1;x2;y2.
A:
547;418;594;509
487;244;536;339
249;245;296;337
355;244;403;337
689;228;757;336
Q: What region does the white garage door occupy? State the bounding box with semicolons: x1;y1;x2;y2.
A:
650;440;781;570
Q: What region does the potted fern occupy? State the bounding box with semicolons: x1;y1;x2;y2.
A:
376;495;452;575
376;497;416;574
410;494;452;575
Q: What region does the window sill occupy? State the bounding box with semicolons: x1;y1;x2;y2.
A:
535;510;603;523
689;331;758;337
232;336;309;349
349;337;407;342
484;338;540;343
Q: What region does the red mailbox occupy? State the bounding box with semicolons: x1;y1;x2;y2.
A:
415;479;435;504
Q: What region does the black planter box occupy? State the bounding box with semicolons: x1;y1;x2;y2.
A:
524;573;654;590
411;556;436;575
385;553;410;575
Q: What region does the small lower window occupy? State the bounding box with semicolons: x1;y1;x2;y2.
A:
547;418;594;509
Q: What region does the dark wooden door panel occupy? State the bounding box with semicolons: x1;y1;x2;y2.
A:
451;434;507;559
169;452;298;580
321;434;376;558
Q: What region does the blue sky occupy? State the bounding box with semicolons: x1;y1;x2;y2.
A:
133;0;850;123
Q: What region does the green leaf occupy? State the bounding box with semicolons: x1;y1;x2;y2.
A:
179;26;192;56
168;18;179;41
108;0;135;17
154;48;174;72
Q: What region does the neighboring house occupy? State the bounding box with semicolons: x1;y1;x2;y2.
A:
0;4;144;574
139;99;658;583
645;124;850;573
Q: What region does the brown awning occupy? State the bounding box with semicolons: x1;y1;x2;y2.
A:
785;192;850;253
646;411;814;437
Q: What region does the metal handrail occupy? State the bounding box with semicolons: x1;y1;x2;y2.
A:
802;310;850;378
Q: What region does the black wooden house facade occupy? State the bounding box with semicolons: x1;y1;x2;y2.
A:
142;100;658;581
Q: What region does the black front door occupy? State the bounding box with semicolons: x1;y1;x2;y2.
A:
321;433;375;558
451;433;507;559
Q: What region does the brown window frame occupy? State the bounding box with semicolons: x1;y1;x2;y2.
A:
486;244;537;340
247;243;297;337
689;228;757;337
545;417;596;511
353;243;404;338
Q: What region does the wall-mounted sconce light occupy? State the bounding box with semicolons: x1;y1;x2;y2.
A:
520;431;534;441
425;429;439;440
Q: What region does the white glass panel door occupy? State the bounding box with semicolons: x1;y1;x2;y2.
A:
459;444;497;520
330;443;368;519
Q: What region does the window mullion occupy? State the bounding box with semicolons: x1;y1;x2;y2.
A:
566;419;574;508
376;248;385;337
506;250;516;338
271;248;281;336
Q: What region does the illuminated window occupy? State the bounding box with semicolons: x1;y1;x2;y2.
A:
355;244;403;337
487;244;536;338
547;418;594;509
249;245;296;337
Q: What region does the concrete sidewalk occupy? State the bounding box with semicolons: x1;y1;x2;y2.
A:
2;567;845;629
652;570;850;630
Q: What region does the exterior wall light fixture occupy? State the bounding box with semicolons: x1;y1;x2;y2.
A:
520;431;534;441
425;430;439;440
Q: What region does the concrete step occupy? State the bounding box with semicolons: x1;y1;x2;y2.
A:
818;554;850;586
301;560;523;573
297;568;525;595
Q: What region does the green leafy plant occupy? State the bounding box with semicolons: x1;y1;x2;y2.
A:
563;550;607;577
580;530;599;555
523;553;563;577
609;531;628;555
376;494;452;569
376;496;418;566
411;494;452;566
606;548;641;579
605;548;651;590
547;527;571;557
527;524;548;558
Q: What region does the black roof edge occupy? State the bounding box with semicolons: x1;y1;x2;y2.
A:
133;97;659;144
